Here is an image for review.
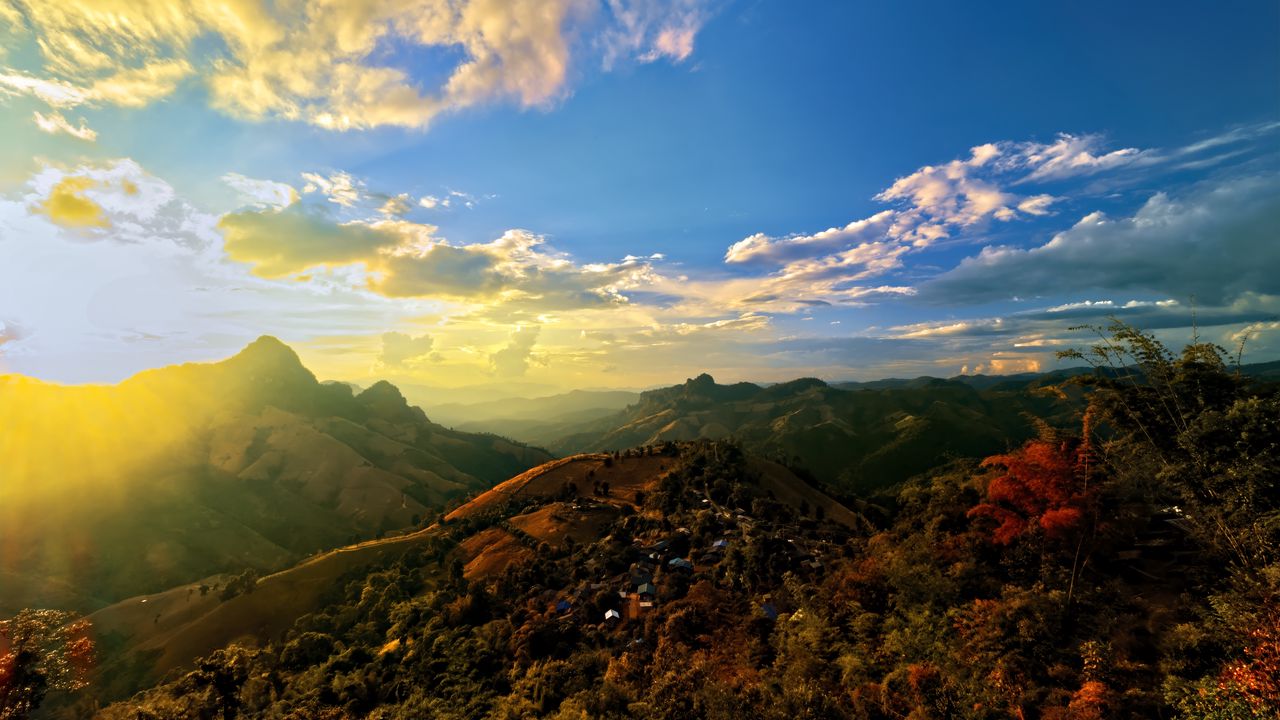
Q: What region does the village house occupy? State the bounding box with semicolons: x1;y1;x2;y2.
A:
667;557;694;572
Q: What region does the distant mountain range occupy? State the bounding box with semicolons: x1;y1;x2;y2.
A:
518;360;1280;492
536;373;1080;492
423;389;642;446
0;337;551;615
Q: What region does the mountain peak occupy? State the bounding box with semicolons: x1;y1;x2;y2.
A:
688;373;716;387
357;379;427;424
218;335;318;397
234;335;302;365
358;379;407;404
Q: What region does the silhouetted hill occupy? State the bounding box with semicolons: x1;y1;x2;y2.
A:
0;337;552;616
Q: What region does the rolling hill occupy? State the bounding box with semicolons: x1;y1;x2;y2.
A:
544;373;1084;492
0;337;551;616
71;445;856;708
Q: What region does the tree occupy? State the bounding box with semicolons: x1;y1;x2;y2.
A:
1059;320;1279;571
968;438;1091;547
0;610;95;720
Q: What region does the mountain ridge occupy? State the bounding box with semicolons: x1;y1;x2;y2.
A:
0;336;552;616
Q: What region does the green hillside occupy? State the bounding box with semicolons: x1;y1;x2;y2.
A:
547;373;1083;493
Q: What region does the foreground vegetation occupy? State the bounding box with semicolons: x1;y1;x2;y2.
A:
4;325;1277;719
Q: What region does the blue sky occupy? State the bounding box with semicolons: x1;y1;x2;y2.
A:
0;0;1277;389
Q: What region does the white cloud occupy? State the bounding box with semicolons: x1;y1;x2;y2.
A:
603;0;709;67
874;143;1057;241
418;189;482;211
222;172;298;209
217;193;664;314
641;14;701;63
725;211;897;265
1016;194;1054;216
0;62;190;108
31;110;97;141
379;193;413;217
716;125;1279;321
301;171;364;207
449;190;477;208
490;325;542;375
884;293;1280;379
24;159;219;248
718;139;1077;312
379;331;437;367
1008;133;1150;182
0;70;90;106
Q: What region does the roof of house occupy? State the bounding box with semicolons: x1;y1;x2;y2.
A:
605;609;621;620
637;582;657;595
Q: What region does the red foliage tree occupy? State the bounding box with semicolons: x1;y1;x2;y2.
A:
968;438;1091;546
0;610;95;719
1217;607;1280;713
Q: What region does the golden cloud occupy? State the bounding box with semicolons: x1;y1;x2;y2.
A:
37;175;109;228
218;203;657;311
2;0;712;130
218;204;403;277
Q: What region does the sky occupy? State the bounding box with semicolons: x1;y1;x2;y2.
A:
0;0;1277;392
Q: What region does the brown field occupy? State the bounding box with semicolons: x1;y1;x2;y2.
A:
508;502;621;545
446;453;670;521
458;527;533;579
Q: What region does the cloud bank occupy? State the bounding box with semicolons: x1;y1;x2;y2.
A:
920;174;1280;305
1;0;716;131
